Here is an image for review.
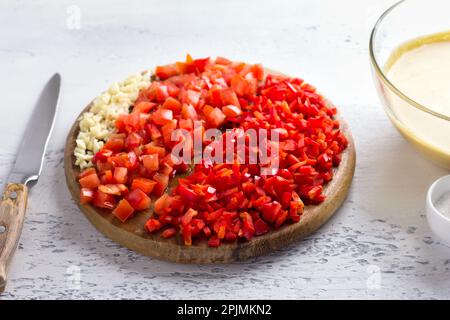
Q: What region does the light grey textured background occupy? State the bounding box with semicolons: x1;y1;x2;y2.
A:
1;0;449;299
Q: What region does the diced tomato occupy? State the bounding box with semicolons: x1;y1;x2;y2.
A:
166;82;180;98
126;151;139;170
155;64;179;80
131;178;157;194
107;155;125;168
183;89;201;107
116;113;137;133
152;108;173;125
215;56;232;65
193;57;210;73
152;173;169;197
133;101;156;113
147;123;162;141
220;88;240;106
79;173;101;189
168;74;196;87
202;104;214;117
152;85;169;102
112;199;135;223
154;194;170;215
142;154;159;171
144;143;166;158
209;87;223;107
93;191;116;210
126;188;151;211
252;63;264;81
94;149;113;162
101;170;115;184
181;103;198;120
231;75;247;96
125;132;143;150
206;107;226;127
78;168;96;179
97;162;113;175
104;137;125;152
113;167;128;184
179;118;193;130
222;105;242;118
100;170;114;184
80;188;94;204
98;184;128;196
161;119;178;144
162;97;182;112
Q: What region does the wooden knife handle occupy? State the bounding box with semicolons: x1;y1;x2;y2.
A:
0;183;28;294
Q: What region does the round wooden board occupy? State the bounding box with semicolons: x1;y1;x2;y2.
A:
64;70;356;264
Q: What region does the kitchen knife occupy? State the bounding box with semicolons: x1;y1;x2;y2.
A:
0;73;61;293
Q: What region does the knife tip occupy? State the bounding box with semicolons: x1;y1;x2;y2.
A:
49;73;61;89
52;72;61;80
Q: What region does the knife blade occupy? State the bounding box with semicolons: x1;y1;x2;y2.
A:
0;73;61;293
8;73;61;185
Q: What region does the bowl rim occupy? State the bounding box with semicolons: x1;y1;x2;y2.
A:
369;0;450;122
427;174;450;224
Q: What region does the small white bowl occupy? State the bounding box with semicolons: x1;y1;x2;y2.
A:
426;175;450;245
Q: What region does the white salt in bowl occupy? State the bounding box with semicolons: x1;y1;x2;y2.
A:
426;175;450;245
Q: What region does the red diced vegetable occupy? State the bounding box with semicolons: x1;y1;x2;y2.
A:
155;64;178;80
161;227;177;238
145;218;163;232
152;108;173;125
79;173;101;189
113;199;135;223
77;55;349;248
208;236;220;248
206;107;226;128
142;154;159;171
113;167;128;184
222;105;242;118
80;188;94;204
152;173;169;196
93;191;116;210
126;188;151;211
162;97;182;112
131;178;157;194
78;168;96;179
98;184;128;196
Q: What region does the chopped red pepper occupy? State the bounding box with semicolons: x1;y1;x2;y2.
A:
161;227;178;239
145;218;163;233
77;55;348;245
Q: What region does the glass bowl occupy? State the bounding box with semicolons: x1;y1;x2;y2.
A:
370;0;450;169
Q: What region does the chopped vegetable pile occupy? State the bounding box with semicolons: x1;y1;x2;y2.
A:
77;55;348;247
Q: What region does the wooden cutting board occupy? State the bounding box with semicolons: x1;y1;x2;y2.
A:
64;70;356;264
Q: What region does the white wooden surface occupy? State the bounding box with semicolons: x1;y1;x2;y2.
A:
1;0;449;299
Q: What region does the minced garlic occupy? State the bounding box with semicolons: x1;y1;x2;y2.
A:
74;71;152;169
